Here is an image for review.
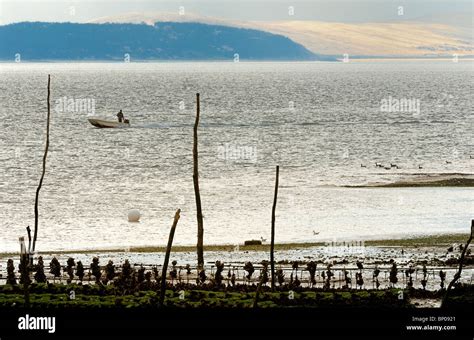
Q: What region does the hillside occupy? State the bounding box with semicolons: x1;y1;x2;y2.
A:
0;22;331;61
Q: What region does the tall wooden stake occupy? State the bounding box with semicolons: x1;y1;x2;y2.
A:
159;209;181;307
253;276;263;308
32;74;51;252
19;237;30;307
442;219;474;307
26;226;32;255
270;165;279;290
193;93;204;268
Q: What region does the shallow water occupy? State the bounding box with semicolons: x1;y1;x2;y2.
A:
0;61;472;252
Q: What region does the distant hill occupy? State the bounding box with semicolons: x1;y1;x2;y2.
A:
0;22;333;61
90;12;473;58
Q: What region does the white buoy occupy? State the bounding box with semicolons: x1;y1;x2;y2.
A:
128;209;141;222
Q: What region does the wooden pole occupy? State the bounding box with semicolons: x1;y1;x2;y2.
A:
159;209;181;307
253;276;263;308
193;93;204;269
21;254;30;308
19;237;30;307
26;226;32;254
32;75;51;252
442;219;474;307
270;165;279;290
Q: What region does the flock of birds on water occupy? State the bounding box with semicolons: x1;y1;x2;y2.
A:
360;155;473;170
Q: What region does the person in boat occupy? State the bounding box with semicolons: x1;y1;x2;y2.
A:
117;110;124;123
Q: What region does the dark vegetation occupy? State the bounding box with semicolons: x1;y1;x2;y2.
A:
0;22;327;61
1;281;471;308
0;283;408;309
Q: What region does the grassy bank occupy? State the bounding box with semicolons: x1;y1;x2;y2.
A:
347;177;474;188
364;234;470;247
0;233;470;257
373;178;474;187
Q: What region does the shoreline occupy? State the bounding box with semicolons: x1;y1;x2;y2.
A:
1;233;469;257
1;58;473;63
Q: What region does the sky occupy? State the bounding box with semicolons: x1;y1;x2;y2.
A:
0;0;472;25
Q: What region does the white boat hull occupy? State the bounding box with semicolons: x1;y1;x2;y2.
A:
88;118;130;129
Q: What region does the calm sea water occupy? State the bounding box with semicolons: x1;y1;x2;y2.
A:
0;61;472;253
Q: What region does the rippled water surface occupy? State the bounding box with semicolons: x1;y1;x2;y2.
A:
0;61;472;252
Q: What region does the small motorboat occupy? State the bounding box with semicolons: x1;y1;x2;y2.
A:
88;118;130;129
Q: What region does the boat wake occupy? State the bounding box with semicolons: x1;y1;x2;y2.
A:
132;122;193;129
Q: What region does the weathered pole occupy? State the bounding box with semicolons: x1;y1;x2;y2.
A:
253;276;263;308
193;93;204;268
32;74;51;252
442;219;474;307
26;226;32;254
159;209;181;307
270;165;279;290
19;237;30;307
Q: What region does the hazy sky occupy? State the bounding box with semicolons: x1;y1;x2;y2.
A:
0;0;472;25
